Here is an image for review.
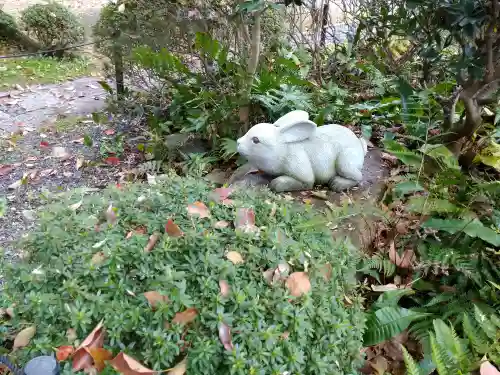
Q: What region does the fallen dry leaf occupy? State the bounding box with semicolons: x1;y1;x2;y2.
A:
285;272;311;297
263;269;275;285
371;284;401;292
126;226;147;239
381;152;398;164
88;347;113;372
219;280;230;297
165;219;183;237
143;291;169;309
226;251;244;264
91;252;106;266
5;307;14;318
168;357;187;375
56;346;75;361
218;323;233;351
211;187;233;202
13;326;36;349
144;233;160;252
389;241;415;269
104;157;120;166
234;208;259;233
104;129;115;135
480;360;500;375
370;355;389;375
214;221;230;229
72;320;105;372
0;164;13;176
110;352;156;375
172;308;198;326
76;157;85;170
40;141;50;148
69;200;83;211
53;146;71;159
187;201;210;218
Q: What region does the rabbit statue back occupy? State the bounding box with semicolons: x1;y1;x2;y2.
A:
236;110;368;192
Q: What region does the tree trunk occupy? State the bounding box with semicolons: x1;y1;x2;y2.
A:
238;10;262;134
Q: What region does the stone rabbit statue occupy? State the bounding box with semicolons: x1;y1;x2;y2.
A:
236;110;368;192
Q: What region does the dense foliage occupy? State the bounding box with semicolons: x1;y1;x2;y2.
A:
20;2;84;49
0;175;365;374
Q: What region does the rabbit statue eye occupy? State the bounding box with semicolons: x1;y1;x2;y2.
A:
251;136;260;144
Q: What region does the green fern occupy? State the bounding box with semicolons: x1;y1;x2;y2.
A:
403;308;500;374
360;254;396;278
402;346;424;375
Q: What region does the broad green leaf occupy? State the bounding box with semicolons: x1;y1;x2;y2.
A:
394;181;425;197
474;141;500;171
419;144;459;169
407;196;460;215
372;289;415;310
422;218;500;246
363;307;428;346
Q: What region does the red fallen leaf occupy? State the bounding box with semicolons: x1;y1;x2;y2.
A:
116;183;123;189
72;320;105;371
218;323;233;351
104;129;115;135
165;219;183;237
187;201;210;219
56;345;74;361
389;241;416;269
210;187;233;202
87;347;113;372
0;164;14;176
234;208;259;233
104;157;120;166
172;308;198;326
109;352;156;375
143;291;169;309
40;141;50;148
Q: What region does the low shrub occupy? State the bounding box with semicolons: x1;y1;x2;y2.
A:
20;2;84;48
1;175;365;374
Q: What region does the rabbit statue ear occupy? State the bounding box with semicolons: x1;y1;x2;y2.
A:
273;110;309;128
278;119;317;143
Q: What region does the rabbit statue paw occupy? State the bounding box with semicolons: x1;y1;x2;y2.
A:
236;110;368;193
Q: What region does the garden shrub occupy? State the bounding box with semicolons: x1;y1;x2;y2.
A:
1;175;365;374
20;2;84;48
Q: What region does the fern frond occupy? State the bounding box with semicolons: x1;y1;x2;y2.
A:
402;345;423;375
463;312;490;354
473;305;498;340
430;332;451;375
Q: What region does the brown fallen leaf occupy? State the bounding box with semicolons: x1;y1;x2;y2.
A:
143;291;169;309
0;164;14;176
168;357;187;375
214;221;230;229
285;272;311;297
76;157;85;170
381;152;398;164
13;326;36;350
370;355;389;375
226;251;244;264
234;208;259;233
91;252;106;266
73;320;105;372
210;187;233;203
187;202;210;219
219;280;230;297
88;347;113;372
218;322;233;351
172;308;198;326
165;219;183;237
144;233;160;252
109;352;156;375
56;346;75;361
389;241;415;269
5;306;14;318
